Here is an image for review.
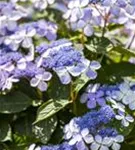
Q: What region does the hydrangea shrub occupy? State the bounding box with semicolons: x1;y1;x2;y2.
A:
0;0;135;150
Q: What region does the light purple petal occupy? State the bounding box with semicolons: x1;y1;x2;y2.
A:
125;115;134;122
102;137;113;145
112;143;121;150
77;20;86;29
76;141;88;150
80;93;88;103
69;138;77;145
96;91;104;98
129;101;135;110
121;119;129;127
56;69;71;84
86;69;97;79
87;99;96;109
42;72;52;81
115;115;123;121
81;128;89;137
90;142;100;150
100;145;109;150
38;81;48;91
7;21;17;31
97;98;106;106
90;61;101;70
30;78;39;87
95;135;102;144
17;58;26;70
67;63;87;77
84;134;94;144
84;24;94;37
22;38;33;48
114;135;124;143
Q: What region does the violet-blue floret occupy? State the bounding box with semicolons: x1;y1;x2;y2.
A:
98;127;118;138
32;20;58;41
75;106;115;131
80;84;106;109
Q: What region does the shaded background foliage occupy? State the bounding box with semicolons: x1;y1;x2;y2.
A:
0;0;135;150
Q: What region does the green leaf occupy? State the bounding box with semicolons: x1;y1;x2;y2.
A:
0;121;12;142
0;91;32;114
49;110;73;144
103;62;135;77
85;36;112;53
110;46;135;57
13;113;35;137
73;74;90;93
48;75;70;99
11;133;36;150
34;99;70;124
107;24;124;31
33;115;57;144
17;80;39;100
97;62;135;83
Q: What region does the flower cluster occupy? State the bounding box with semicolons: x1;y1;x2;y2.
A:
0;1;55;92
80;80;135;127
36;39;101;84
63;106;124;150
62;0;135;36
29;105;124;150
0;0;101;92
1;0;135;150
0;39;100;91
29;79;135;150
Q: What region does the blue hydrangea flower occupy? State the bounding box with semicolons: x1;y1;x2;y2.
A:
36;39;100;84
63;0;135;36
115;110;134;127
110;135;124;150
63;0;97;36
33;20;58;41
1;74;19;91
30;72;52;91
80;84;106;109
64;118;80;140
0;1;27;32
68;128;94;150
64;106;115;138
90;134;124;150
90;135;113;150
107;81;135;110
64;118;93;150
4;26;36;50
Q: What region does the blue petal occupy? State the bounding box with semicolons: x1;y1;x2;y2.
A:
86;69;97;79
83;24;94;37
